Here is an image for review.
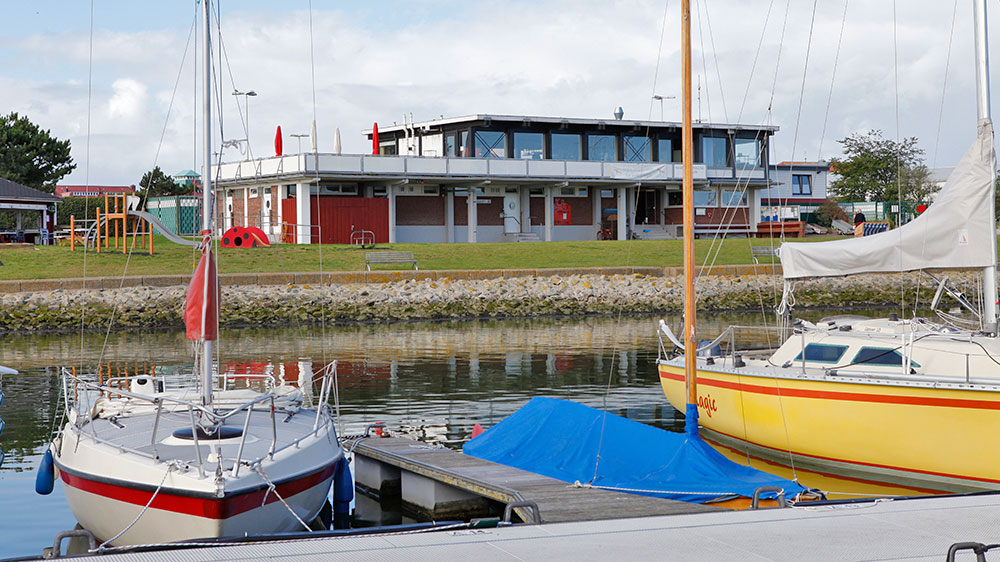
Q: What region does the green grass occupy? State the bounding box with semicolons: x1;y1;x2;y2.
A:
0;236;839;281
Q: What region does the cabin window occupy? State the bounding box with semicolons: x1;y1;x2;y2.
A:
852;347;919;367
794;343;848;363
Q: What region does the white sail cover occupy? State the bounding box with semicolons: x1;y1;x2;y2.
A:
779;119;997;279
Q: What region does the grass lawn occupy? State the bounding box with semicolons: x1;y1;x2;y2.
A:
0;236;839;281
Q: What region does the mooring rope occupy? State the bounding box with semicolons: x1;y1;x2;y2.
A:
95;461;181;551
254;465;312;532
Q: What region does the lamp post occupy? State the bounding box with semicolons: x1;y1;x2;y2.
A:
232;90;257;159
290;133;309;154
652;94;676;121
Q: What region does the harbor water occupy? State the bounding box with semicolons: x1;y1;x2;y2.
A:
0;312;936;559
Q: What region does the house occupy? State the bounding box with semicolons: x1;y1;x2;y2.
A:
759;161;832;223
0;177;60;243
173;169;201;190
213;113;777;244
54;184;136;198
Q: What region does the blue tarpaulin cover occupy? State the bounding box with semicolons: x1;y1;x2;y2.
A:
463;397;810;503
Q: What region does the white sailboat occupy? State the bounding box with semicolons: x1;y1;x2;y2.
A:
659;0;1000;493
36;0;346;546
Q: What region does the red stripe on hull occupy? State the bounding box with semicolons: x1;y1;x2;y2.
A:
659;370;1000;410
58;462;337;519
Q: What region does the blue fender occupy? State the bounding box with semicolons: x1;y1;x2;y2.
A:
332;457;354;529
35;449;55;495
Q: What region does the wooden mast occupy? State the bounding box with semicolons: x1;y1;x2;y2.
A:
681;0;698;436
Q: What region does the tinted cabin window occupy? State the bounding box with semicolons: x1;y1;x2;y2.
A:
794;343;848;363
852;347;916;366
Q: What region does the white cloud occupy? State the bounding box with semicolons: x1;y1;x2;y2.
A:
106;78;147;121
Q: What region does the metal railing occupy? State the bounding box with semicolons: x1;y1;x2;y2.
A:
60;364;338;478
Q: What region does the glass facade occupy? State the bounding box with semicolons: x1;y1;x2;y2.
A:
720;190;747;206
657;139;673;162
623;135;651;162
474;130;506;158
445;133;457;157
551;133;581;160
459;131;468;156
513;132;544;160
734;138;761;168
587;134;616;161
701;136;728;168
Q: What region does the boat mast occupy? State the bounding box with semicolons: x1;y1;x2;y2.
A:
974;0;998;335
681;0;698;435
200;0;214;407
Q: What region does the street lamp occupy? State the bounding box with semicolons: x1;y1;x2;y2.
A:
652;95;676;121
232;90;257;159
290;133;309;154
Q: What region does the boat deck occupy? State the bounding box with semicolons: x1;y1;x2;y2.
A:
347;437;721;523
57;492;1000;561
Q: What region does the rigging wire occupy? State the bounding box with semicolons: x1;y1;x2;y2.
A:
79;0;94;377
892;0;905;318
736;0;776;123
699;0;728;123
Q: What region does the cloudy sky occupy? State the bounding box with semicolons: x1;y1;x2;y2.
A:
0;0;992;186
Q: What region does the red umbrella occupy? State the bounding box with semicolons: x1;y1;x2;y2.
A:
372;122;379;155
274;125;283;156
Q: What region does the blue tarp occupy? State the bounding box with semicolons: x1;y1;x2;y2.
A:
463;397;810;504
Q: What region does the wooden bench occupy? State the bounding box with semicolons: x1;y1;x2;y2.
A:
365;251;418;271
751;246;778;264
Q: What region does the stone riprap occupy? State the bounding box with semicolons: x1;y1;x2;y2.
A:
0;271;971;333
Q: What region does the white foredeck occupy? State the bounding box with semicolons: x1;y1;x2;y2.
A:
59;493;1000;561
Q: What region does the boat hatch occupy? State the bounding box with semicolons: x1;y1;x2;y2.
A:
171;426;244;440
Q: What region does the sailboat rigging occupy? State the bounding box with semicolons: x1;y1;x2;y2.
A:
659;0;1000;493
36;0;348;546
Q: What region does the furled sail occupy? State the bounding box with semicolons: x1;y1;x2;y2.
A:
779;119;997;280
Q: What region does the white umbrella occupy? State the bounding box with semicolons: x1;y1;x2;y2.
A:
333;127;342;155
310;119;318;153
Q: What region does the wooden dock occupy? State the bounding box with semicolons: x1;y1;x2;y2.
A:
346;436;721;524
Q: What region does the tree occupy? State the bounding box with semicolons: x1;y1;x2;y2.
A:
0;112;75;192
139;166;184;198
814;198;849;227
829;130;937;203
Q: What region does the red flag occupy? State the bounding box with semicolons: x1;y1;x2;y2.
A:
184;244;219;341
274;125;283;157
372;122;379;155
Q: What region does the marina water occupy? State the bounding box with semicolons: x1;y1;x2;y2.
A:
0;312;935;558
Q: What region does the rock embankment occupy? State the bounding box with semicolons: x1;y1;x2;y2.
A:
0;272;972;333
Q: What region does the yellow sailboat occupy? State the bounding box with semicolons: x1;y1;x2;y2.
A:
660;0;1000;494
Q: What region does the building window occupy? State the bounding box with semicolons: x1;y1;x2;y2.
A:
587;134;616;161
792;174;812;195
693;189;717;207
459;131;469;156
734;138;762;169
623;135;651;162
720;190;747;206
700;136;728;168
551;133;581;160
513;132;544;160
474;130;506;158
446;133;457;157
657;139;673;162
286;185;296;197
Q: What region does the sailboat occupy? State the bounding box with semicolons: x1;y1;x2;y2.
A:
659;0;1000;494
35;0;347;546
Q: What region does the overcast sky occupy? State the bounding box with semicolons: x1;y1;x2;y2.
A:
0;0;993;186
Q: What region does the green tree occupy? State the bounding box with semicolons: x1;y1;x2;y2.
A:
829;130;936;203
0;112;75;192
814;198;849;227
138;166;183;198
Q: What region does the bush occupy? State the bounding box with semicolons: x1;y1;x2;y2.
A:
815;198;849;227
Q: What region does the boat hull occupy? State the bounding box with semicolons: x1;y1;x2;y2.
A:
57;461;336;545
659;361;1000;493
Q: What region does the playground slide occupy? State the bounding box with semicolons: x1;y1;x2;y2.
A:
127;210;201;247
82;211;201;248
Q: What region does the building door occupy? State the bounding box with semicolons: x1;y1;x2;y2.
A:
503;191;520;234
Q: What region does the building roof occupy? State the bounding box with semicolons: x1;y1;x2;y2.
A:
54;185;136;197
0;177;60;203
771;161;832;172
364;113;780;136
174;169;200;178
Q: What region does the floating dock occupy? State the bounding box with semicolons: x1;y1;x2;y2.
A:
347;436;721;523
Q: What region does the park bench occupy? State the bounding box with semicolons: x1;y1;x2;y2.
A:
751;246;778;264
365;251;419;271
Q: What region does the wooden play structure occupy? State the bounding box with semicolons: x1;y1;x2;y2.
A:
70;193;155;255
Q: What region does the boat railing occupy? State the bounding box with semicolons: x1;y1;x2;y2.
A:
60;367;335;479
658;321;785;360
